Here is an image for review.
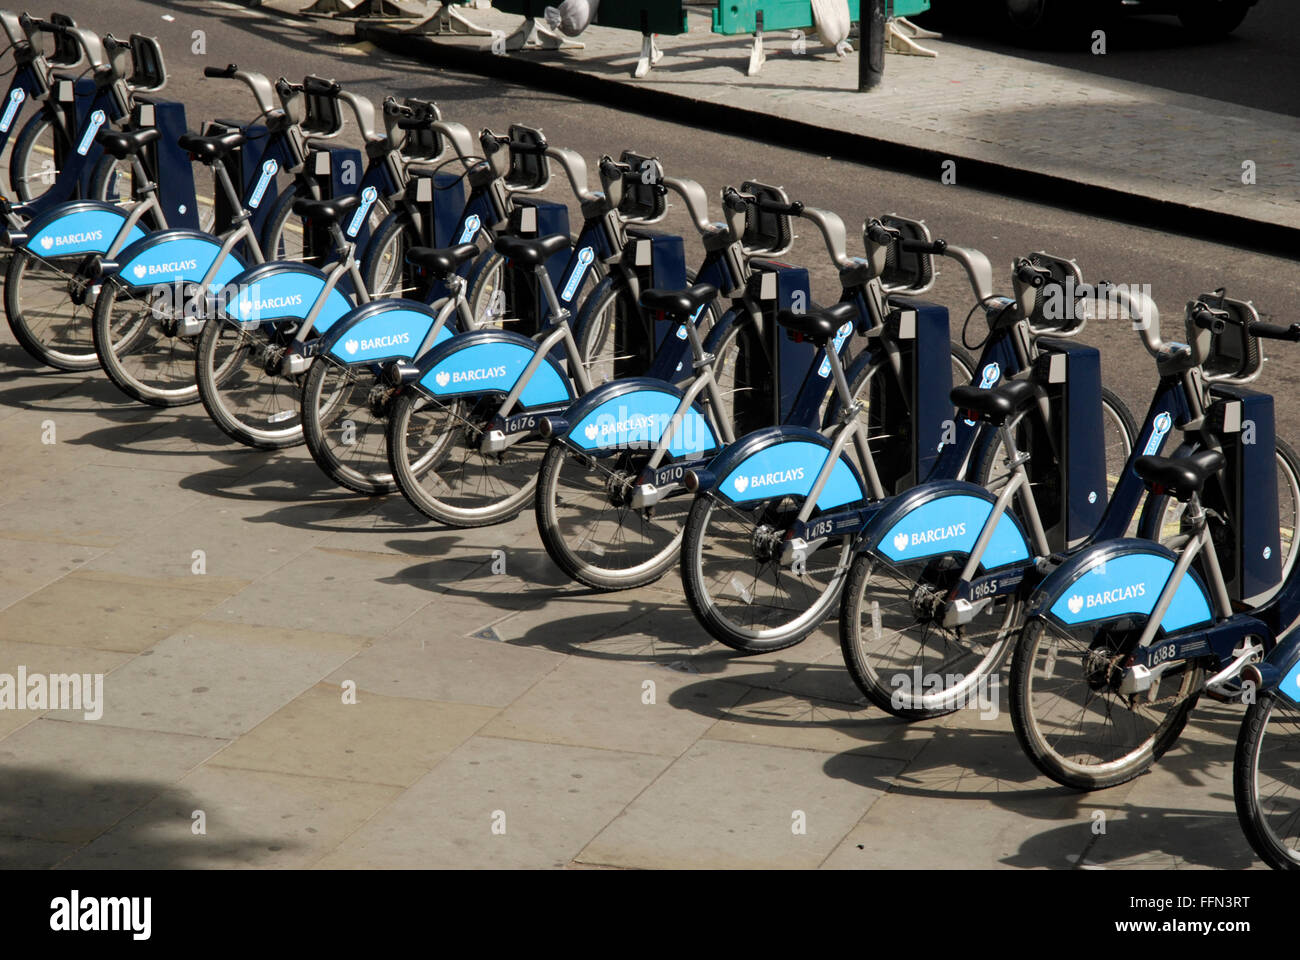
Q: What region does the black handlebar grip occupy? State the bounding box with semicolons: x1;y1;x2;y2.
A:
757;199;802;217
302;75;341;97
1191;306;1226;333
598;158;624;181
864;221;894;245
203;64;238;79
900;238;948;255
1251;321;1300;342
1015;262;1048;288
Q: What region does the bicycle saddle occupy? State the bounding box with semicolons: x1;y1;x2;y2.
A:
292;192;363;223
493;233;568;267
406;243;478;279
1134;449;1225;502
178;130;247;163
95;126;161;159
777;301;857;345
640;283;717;318
951;378;1038;424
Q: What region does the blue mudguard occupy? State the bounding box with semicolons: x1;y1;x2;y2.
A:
21;200;147;257
109;230;248;291
704;426;867;511
1264;634;1300;704
861;480;1032;570
558;378;719;457
410;330;573;409
1026;539;1214;634
317;299;450;366
219;262;354;332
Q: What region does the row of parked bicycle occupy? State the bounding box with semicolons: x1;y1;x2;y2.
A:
3;10;1298;869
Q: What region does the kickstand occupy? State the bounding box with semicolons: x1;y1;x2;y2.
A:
886;16;940;56
405;1;493;36
505;16;585;51
747;11;765;76
633;32;663;78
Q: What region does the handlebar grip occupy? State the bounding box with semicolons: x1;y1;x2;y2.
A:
1251;321;1300;342
757;199;803;217
864;221;894;245
302;76;341;97
1191;306;1226;333
900;238;948;255
204;64;238;79
598;157;624;180
721;187;747;213
1015;262;1048;288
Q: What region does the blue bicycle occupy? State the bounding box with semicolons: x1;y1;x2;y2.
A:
1007;292;1300;789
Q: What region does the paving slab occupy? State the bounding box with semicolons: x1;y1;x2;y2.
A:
326;616;565;708
0;718;224;846
579;737;902;869
0;570;245;654
69;619;366;739
59;765;401;869
208;682;498;787
481;653;751;756
314;735;668;869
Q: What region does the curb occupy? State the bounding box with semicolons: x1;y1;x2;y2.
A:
356;21;1299;262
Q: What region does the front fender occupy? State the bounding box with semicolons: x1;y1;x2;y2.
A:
21;200;146;257
110;230;248;291
219;262;354;332
559;377;719;456
318;299;448;365
412;330;573;408
863;480;1032;569
1026;539;1214;634
705;426;866;511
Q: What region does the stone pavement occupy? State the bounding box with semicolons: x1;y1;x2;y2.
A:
0;358;1262;869
351;3;1300;240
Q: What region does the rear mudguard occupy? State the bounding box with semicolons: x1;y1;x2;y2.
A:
1262;632;1300;704
1025;538;1214;634
704;426;867;511
861;480;1031;570
21;200;146;257
109;230;248;292
558;377;719;457
411;329;573;409
219;262;354;333
318;299;449;366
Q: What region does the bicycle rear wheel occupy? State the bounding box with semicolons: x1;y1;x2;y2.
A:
195;317;306;449
839;549;1022;719
1235;693;1300;869
1009;614;1202;789
386;388;537;527
4;248;99;370
92;280;201;406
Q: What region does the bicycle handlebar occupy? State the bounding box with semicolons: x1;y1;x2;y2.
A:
203;64;277;119
1251;320;1300;342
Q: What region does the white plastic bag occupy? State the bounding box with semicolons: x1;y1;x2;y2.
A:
811;0;852;47
544;0;600;37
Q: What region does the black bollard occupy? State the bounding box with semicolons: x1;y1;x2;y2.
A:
858;0;887;91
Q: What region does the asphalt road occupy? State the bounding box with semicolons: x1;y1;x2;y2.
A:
13;0;1300;434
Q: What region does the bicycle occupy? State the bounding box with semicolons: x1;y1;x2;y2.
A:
532;186;968;592
679;236;1138;653
380;155;722;525
1007;291;1300;789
